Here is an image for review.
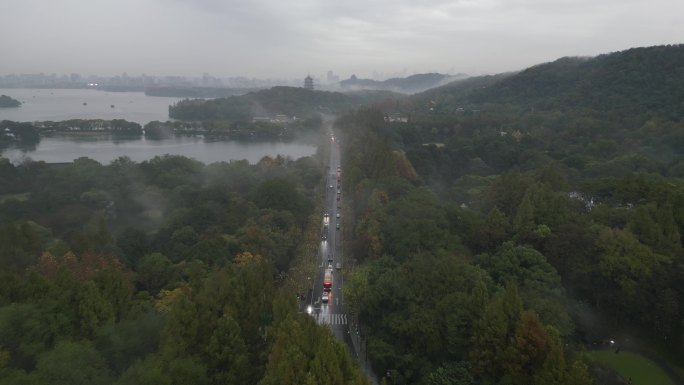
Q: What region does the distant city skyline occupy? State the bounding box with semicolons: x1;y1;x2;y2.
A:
1;0;683;79
0;70;372;91
0;69;455;83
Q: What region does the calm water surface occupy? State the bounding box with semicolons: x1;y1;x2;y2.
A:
0;89;318;164
0;88;180;124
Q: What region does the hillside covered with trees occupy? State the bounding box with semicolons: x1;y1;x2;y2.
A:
169;86;399;121
339;73;467;94
1;43;683;385
337;44;684;385
414;44;684;120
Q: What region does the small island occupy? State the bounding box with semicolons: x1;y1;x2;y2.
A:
0;94;21;108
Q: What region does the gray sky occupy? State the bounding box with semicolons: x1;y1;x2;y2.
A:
1;0;682;79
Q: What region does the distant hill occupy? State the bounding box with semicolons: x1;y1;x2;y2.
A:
169;86;402;121
413;44;684;120
414;73;514;112
339;73;468;94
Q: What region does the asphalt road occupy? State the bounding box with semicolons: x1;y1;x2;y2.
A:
308;130;365;358
312;132;345;325
305;129;377;383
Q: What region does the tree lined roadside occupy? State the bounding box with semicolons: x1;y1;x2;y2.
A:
0;117;370;383
336;107;683;385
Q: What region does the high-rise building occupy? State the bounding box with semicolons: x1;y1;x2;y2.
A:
304;75;314;90
326;70;339;84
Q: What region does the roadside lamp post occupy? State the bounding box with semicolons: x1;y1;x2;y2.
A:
308;276;314;308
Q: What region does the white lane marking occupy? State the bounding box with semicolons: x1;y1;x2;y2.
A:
318;313;348;325
318;313;347;325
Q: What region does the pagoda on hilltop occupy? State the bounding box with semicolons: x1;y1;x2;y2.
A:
304;75;314;90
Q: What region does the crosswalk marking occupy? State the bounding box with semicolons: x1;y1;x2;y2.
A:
315;313;348;326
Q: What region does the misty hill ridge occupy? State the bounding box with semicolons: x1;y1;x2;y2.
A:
340;72;467;94
420;44;684;119
169;86;400;121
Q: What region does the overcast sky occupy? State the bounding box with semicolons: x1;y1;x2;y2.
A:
1;0;682;80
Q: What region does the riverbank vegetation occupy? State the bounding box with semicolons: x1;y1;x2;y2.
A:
1;119;143;151
168;86;400;121
1;115;326;153
144;114;323;141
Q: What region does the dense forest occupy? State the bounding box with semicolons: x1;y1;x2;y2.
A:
169;86;400;121
0;115;323;151
338;107;684;384
337;44;684;385
414;44;684;120
143;115;323;141
0;148;369;384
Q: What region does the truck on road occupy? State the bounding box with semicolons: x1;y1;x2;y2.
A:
323;268;333;292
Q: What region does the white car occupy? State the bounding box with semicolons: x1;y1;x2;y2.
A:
322;292;329;303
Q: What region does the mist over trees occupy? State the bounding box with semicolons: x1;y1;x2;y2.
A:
0;150;368;384
1;43;683;385
169;86;400;121
336;45;684;385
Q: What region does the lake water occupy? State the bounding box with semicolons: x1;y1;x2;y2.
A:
0;88;180;124
0;88;318;164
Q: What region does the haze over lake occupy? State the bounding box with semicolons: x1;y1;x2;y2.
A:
0;88;181;124
0;88;318;164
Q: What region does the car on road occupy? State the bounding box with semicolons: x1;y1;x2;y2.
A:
336;223;340;230
323;213;329;225
329;184;333;189
336;262;341;270
322;291;329;303
336;212;340;219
